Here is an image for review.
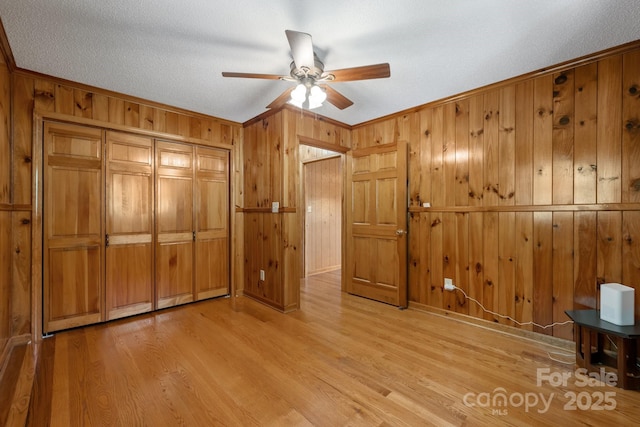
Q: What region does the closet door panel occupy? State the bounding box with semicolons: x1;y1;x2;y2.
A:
43;122;104;333
156;241;194;308
156;141;195;308
195;147;230;300
105;132;154;320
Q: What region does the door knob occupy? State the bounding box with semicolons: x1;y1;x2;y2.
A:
396;229;406;236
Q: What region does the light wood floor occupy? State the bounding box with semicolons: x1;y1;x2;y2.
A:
28;270;640;426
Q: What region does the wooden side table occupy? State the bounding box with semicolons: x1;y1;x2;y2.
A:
565;310;640;390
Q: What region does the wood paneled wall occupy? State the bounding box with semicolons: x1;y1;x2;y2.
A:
352;46;640;340
241;108;350;310
0;49;15;363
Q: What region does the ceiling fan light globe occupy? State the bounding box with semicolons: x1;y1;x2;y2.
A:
291;84;307;103
308;85;327;108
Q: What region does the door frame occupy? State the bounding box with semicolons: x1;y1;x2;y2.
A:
302;154;343;277
297;136;349;290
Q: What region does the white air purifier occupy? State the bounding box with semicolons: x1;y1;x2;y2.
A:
600;283;635;326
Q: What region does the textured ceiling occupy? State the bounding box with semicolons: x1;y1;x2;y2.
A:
1;0;640;125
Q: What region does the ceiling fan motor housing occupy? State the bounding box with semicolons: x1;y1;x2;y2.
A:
289;54;332;83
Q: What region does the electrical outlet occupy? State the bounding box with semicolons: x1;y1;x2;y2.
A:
260;270;265;281
444;278;455;291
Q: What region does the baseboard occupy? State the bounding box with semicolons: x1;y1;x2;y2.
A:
306;265;341;276
408;301;574;352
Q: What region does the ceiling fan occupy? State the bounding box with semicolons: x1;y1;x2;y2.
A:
222;30;390;110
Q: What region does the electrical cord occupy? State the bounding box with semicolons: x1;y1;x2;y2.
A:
546;351;576;365
447;285;577;364
449;285;574;330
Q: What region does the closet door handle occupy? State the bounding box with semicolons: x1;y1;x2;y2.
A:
105;234;109;247
193;231;196;241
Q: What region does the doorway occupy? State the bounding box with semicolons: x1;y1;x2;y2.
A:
303;156;342;276
299;142;344;279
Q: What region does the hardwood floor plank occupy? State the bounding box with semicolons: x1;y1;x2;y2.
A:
31;271;640;426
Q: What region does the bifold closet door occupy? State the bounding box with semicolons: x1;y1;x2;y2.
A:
195;146;230;300
155;141;195;309
105;132;154;320
43;122;104;333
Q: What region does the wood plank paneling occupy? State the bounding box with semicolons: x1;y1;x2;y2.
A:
574;63;598;204
467;212;483;318
514;212;533;330
622;211;640;322
12;75;34;206
443;103;456;207
574;212;597;310
514;81;533;206
455;100;469;207
596;56;623;203
498;212;515;325
0;211;10;350
0;61;9;204
442;212;456;311
498;86;515;206
622;50;640;203
482;212;498;321
11;211;31;336
431;106;444;207
552;212;574;340
533;75;553;205
597;211;622;284
552;71;574;205
483;90;500;207
532;212;553;335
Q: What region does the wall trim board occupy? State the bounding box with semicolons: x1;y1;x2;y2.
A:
10;69;241;127
243;291;287;313
354;39;640;129
302;153;341;165
236;207;297;213
298;135;350;153
33;111;235;150
408;301;574;352
408;203;640;213
243;104;352;130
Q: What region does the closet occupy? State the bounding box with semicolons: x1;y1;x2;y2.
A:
43;122;230;333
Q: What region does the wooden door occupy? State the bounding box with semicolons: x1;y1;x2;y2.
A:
43;122;104;333
194;146;230;300
155;141;194;309
105;132;154;320
345;141;408;306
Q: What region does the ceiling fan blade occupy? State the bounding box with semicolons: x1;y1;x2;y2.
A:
321;85;354;110
285;30;315;70
221;72;284;80
266;87;295;109
324;63;390;82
